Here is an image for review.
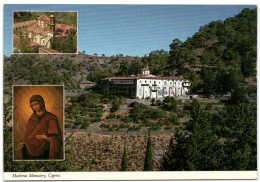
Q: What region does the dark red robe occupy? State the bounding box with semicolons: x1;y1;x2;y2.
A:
22;112;62;159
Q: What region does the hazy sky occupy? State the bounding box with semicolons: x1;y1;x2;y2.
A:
4;4;256;57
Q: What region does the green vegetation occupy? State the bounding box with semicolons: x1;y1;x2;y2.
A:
65;92;103;129
4;55;81;90
14;12;77;26
14;29;34;53
63;12;78;27
111;97;123;112
13;12;37;23
121;144;128;171
127;101;166;124
161;98;256;170
144;131;153;171
54;28;77;53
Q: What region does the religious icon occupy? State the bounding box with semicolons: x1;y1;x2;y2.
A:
13;85;64;160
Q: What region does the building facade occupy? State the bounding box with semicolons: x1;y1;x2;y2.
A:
102;67;191;99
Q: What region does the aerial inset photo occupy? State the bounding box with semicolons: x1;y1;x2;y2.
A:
13;11;77;54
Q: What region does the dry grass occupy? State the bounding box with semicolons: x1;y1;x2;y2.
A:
66;132;172;171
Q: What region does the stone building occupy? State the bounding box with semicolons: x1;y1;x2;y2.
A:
102;67;191;99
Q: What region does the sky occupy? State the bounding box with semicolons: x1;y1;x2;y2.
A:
4;4;256;57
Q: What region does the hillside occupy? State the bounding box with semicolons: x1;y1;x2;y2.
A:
4;53;141;96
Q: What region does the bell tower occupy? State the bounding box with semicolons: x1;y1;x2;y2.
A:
49;11;55;34
49;12;56;49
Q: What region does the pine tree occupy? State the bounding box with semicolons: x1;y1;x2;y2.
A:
121;144;128;171
144;131;153;171
161;100;222;170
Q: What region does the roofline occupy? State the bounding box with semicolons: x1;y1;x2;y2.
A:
103;76;189;82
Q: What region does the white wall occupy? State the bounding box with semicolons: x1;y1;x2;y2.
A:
136;78;189;99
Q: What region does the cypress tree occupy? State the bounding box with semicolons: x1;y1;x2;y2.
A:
121;144;128;171
144;131;153;171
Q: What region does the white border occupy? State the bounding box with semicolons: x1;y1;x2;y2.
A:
3;171;258;180
12;11;78;54
12;85;65;161
1;2;259;182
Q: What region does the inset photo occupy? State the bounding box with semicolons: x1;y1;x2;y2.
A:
13;85;64;160
13;11;77;54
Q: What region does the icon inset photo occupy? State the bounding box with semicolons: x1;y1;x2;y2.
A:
13;11;77;54
13;85;64;160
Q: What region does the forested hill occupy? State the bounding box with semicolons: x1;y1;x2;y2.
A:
168;8;256;75
153;8;256;96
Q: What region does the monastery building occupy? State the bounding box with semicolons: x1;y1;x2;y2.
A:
102;67;191;99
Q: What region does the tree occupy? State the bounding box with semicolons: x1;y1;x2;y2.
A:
162;96;178;112
161;99;223;170
230;86;248;104
200;67;217;97
144;131;153;171
16;31;34;53
168;39;184;69
223;103;256;170
117;61;129;76
111;97;123;112
64;12;77;27
121;144;128;171
57;28;77;53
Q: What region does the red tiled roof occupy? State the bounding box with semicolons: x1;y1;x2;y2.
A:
141;66;150;71
38;46;60;53
13;20;37;29
35;26;43;33
29;41;42;47
38;15;50;21
104;75;186;81
56;24;77;30
103;76;138;80
26;24;37;31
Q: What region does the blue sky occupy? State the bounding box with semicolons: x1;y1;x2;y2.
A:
4;4;256;57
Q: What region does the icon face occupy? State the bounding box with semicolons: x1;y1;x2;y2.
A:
13;11;78;54
13;85;64;160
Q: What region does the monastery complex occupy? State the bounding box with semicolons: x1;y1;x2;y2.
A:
102;67;191;99
13;12;77;53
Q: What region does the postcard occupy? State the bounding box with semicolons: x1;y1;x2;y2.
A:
2;4;257;181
